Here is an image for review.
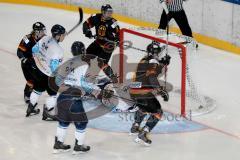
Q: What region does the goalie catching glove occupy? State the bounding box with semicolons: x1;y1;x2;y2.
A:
100;89;114;99
96;79;115;99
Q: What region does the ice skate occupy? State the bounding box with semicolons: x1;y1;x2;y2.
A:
129;123;140;136
53;137;71;154
135;127;152;147
42;105;57;121
26;103;40;117
72;139;90;155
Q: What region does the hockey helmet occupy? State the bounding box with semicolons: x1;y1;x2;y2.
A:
32;22;46;31
51;24;66;37
147;41;163;55
101;4;113;13
101;4;113;19
71;41;86;56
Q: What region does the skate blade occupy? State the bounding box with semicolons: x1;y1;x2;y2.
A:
134;137;151;147
72;150;89;155
26;110;40;117
53;149;71;154
129;132;138;136
42;117;57;121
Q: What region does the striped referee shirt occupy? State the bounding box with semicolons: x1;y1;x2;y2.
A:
160;0;186;12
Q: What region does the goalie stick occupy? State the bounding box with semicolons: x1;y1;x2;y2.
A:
67;7;83;35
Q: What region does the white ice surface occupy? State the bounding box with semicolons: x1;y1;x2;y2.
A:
0;3;240;160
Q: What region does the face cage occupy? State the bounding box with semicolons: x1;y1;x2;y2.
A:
103;10;113;19
34;28;47;36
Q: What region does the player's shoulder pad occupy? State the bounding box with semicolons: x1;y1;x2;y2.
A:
22;34;31;44
111;18;119;28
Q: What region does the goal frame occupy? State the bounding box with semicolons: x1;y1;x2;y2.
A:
119;28;187;117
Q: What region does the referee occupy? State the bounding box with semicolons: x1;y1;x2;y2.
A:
158;0;193;38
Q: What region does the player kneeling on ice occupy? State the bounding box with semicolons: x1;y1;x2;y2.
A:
53;41;114;154
129;41;171;146
26;24;66;119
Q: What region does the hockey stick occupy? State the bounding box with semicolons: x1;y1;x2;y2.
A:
111;94;135;103
94;36;148;53
67;7;83;35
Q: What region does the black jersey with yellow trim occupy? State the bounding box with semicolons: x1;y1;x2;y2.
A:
131;55;164;95
85;13;120;46
17;33;38;59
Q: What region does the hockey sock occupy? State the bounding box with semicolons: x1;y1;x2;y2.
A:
75;129;86;145
100;64;116;79
145;114;160;132
30;90;42;105
46;96;57;111
56;122;69;142
134;110;147;125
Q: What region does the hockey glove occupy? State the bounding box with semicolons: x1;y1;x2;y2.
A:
101;89;114;99
159;55;171;66
85;30;94;39
158;88;169;102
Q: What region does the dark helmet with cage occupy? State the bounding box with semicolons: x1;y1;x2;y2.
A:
146;41;164;56
71;41;86;56
32;22;46;39
51;24;66;37
101;4;113;19
32;22;46;32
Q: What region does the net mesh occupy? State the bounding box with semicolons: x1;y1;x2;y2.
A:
118;27;216;117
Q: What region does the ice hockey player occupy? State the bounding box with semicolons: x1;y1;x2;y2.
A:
25;24;66;120
17;22;46;104
83;4;120;83
53;41;114;154
129;41;171;146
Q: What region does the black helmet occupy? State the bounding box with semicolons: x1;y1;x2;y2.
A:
32;22;46;31
147;41;162;55
101;4;113;13
71;41;85;56
51;24;66;37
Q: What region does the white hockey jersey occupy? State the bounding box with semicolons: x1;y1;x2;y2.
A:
63;61;101;97
32;36;64;76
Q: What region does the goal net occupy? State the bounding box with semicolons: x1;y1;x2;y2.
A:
115;27;216;117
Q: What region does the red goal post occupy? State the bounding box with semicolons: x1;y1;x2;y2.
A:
118;28;216;117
